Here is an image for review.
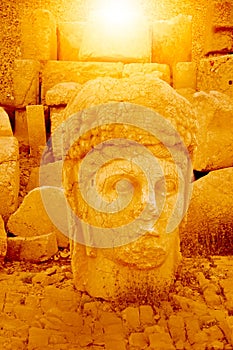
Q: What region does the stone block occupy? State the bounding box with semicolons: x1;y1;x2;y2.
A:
123;63;171;84
14;109;29;144
173;62;197;90
122;307;140;331
0;215;7;263
26;161;62;192
26;105;46;158
41;61;124;103
152;15;192;69
46;82;82;106
129;332;148;348
57;22;86;61
192;91;233;171
21;9;57;61
7;187;69;248
6;232;58;262
79;18;151;63
139;305;155;326
0;107;13;136
0;137;19;220
212;1;233;27
197;55;233;98
11;60;40;108
180;167;233;256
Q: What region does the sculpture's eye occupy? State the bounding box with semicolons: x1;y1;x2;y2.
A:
154;176;177;198
165;177;178;196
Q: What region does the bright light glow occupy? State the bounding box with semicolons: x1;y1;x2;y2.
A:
90;0;144;27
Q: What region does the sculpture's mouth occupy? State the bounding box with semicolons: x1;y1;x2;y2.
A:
102;229;179;270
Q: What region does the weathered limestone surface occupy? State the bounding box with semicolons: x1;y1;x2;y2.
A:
50;108;65;160
79;19;151;63
0;255;232;349
0;137;19;220
192;90;233;171
123;63;171;84
62;88;196;299
7;232;58;262
21;9;57;61
62;75;197;156
45;82;82;106
173;62;197;90
7;187;69;248
27;161;62;192
197;55;233;97
26;105;46;158
14;109;29;144
180;168;233;256
57;22;86;61
41;61;124;102
2;59;40;109
0;107;13;136
152;15;192;68
204;1;233;55
0;215;7;263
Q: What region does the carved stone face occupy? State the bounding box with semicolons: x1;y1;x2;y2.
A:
61;101;193;299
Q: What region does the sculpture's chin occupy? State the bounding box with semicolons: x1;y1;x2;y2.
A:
102;233;176;270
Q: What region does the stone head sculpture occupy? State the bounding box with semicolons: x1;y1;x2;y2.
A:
41;75;197;301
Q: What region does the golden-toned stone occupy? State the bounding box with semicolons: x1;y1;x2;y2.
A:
0;137;19;220
62;75;197;155
26;105;46;158
6;232;58;263
0;107;13;136
173;62;197;90
7;187;69;248
193;90;233;171
79;18;151;63
152;15;192;68
197;55;233;98
21;9;57;61
41;61;124;103
123;63;171;84
12;59;40;108
62;93;196;299
180;168;233;256
0;215;7;263
14;109;29;144
46;82;82;106
57;22;86;61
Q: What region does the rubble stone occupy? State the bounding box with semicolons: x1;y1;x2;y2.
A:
21;9;57;61
197;55;233;98
79;18;151;63
129;332;148;348
139;305;154;326
26;105;47;158
57;22;86;61
122;307;140;332
41;61;124;102
0;137;19;220
0;215;7;263
173;62;197;90
152;15;192;68
192;90;233;171
45;82;82;106
0;107;13;136
6;232;58;262
7;187;69;248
